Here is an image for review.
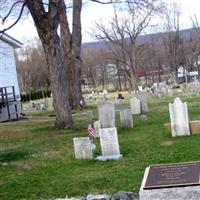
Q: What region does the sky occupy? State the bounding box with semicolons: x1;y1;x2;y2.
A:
3;0;200;44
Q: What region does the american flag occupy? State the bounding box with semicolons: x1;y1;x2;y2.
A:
87;124;96;138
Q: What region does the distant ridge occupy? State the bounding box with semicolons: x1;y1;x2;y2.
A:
82;27;199;50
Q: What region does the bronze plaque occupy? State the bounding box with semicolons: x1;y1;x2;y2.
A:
144;162;200;189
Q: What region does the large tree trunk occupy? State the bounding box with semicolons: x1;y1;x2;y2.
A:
26;0;73;129
197;65;200;82
72;0;83;107
116;63;122;91
130;71;138;92
60;0;83;108
60;0;74;107
42;37;73;128
117;69;122;91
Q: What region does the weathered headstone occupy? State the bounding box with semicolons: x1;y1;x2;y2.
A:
191;77;199;94
96;127;122;161
135;92;149;113
113;98;124;105
140;162;200;200
29;100;35;109
120;109;133;128
98;101;115;128
169;97;190;137
130;97;141;115
73;137;93;159
86;110;93;124
158;82;169;96
167;89;173;97
94;120;101;137
35;103;41;110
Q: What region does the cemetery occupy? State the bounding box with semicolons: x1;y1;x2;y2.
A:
2;1;200;200
1;89;200;199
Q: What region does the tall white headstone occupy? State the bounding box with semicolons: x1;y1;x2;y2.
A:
120;109;133;128
96;127;122;161
169;97;190;137
73;137;93;159
98;101;115;128
130;97;141;115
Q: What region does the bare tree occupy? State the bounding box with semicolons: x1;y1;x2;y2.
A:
15;38;50;93
25;0;74;128
0;0;162;128
0;0;75;129
162;2;183;84
190;14;200;81
82;45;114;91
94;0;159;91
0;0;87;128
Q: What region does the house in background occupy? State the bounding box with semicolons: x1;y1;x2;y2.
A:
0;33;23;122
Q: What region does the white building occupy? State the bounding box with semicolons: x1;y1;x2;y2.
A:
0;33;23;122
0;33;22;98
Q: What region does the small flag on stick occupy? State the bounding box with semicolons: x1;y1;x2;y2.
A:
87;124;96;138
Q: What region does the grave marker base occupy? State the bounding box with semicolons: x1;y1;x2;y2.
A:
95;154;123;161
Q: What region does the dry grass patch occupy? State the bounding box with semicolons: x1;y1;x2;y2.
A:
0;130;22;138
161;140;173;146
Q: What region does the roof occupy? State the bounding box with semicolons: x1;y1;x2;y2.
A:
0;33;23;48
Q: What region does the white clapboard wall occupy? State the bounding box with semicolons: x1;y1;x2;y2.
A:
0;34;22;99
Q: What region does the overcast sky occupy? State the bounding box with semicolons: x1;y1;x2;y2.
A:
4;0;200;44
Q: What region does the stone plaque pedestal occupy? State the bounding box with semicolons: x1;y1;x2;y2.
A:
140;166;200;200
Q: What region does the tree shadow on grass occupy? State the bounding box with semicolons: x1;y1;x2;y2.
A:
0;149;30;162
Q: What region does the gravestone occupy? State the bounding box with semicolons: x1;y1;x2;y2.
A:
98;101;115;128
73;137;93;159
169;97;190;137
29;100;35;109
86;110;93;124
140;162;200;200
167;89;173;97
120;109;133;128
94;120;101;137
35;103;41;110
96;127;122;161
130;97;141;115
135;92;149;113
113;98;124;105
191;77;199;94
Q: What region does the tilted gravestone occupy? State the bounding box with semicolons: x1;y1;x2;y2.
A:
130;97;141;115
98;101;115;128
169;97;190;137
94;120;101;137
96;127;122;161
135;92;149;113
73;137;93;159
120;109;133;128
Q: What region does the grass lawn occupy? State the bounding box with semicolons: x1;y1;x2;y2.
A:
1;92;200;199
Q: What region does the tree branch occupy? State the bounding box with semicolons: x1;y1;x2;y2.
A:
0;2;26;34
2;1;24;23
